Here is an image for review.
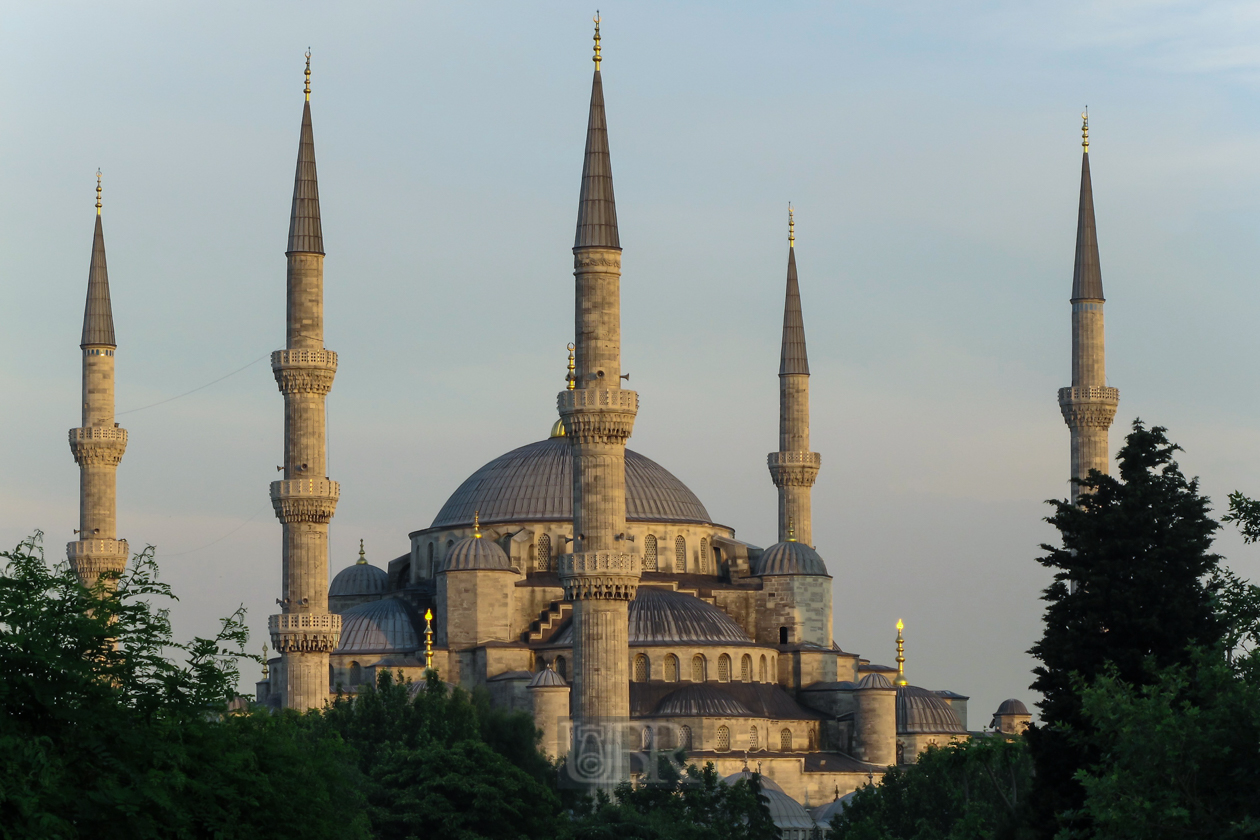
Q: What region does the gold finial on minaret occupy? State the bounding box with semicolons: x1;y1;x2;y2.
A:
357;538;366;564
787;517;797;542
304;49;312;101
788;203;794;248
566;342;576;390
95;170;102;216
1081;107;1089;152
593;12;602;70
473;510;482;538
895;619;907;686
423;608;434;670
262;643;269;678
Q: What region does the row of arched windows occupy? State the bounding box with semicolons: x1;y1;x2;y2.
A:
637;724;815;753
633;652;776;684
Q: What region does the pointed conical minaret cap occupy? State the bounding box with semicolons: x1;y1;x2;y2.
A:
1071;109;1103;301
574;13;620;250
287;51;324;255
779;205;808;375
82;171;117;348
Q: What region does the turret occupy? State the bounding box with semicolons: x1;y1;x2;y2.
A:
767;208;821;544
67;172;129;589
556;15;640;788
529;666;572;760
268;53;342;710
1058;111;1118;502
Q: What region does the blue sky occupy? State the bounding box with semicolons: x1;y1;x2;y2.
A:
3;1;1260;718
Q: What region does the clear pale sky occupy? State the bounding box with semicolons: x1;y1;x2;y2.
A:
3;1;1260;720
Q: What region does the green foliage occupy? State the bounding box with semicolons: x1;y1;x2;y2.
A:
0;532;368;839
1026;421;1226;836
1223;491;1260;545
565;758;779;840
828;737;1034;840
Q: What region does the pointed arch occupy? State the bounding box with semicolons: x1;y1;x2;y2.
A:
633;654;649;683
644;534;658;571
717;725;730;752
674;535;686;572
781;728;793;751
691;654;706;683
664;654;679;683
750;725;759;751
535;533;551;572
741;654;752;683
717;653;731;682
700;537;708;572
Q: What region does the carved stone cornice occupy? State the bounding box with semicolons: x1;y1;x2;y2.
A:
1057;386;1120;430
268;612;342;653
558;551;640;601
272;349;338;395
66;538;129;584
767;451;821;487
557;388;638;444
270;478;340;524
69;427;128;466
573;250;622;271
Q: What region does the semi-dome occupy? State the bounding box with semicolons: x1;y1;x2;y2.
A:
429;437;712;529
857;673;894;690
443;534;512;572
529;667;568;688
753;540;828;576
896;685;966;734
994;698;1029;716
554;587;752;646
812;792;858;826
329;561;388;598
655;685;754;717
334;598;420;655
761;789;816;835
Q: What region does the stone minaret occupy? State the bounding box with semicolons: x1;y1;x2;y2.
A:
68;173;129;588
268;54;341;710
1057;112;1118;502
557;16;639;779
768;209;821;545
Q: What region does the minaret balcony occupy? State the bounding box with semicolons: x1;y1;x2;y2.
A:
767;451;821;487
69;426;128;466
1058;386;1120;429
1057;386;1119;405
556;388;638;443
66;538;129;561
272;349;337;395
557;551;640;601
270;478;340;524
268;612;342;653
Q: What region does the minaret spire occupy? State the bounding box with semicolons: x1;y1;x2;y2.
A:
68;173;129;588
558;15;639;789
269;52;341;710
1058;110;1118;503
769;206;820;545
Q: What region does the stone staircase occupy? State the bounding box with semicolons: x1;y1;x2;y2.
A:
524;600;572;643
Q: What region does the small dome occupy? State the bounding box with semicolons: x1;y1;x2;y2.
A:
995;698;1029;716
761;789;815;832
754;541;828;576
655;685;754;717
529;667;568;688
896;685;966;734
812;791;858;825
555;588;753;646
334;598;420;655
722;770;786;793
329;562;388;598
443;535;511;572
857;673;894;690
550;418;566;438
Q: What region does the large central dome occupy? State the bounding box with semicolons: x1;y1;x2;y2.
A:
430;437;712;529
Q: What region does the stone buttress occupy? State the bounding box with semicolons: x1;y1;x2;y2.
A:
767;210;820;545
1057;113;1118;502
269;58;341;710
68;176;129;588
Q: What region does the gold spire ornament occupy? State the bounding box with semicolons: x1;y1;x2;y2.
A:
96;170;102;216
357;538;366;564
424;608;434;670
787;517;797;542
262;643;269;679
566;342;576;391
895;619;907;686
593;12;602;70
473;510;482;538
304;49;311;101
1081;107;1089;152
788;203;794;248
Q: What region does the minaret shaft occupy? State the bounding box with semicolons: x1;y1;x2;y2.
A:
268;82;340;711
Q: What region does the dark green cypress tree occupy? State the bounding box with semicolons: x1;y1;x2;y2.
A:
1026;421;1225;838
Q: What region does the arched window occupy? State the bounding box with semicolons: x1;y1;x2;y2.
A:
759;654;767;683
675;536;686;572
329;664;335;689
700;538;708;572
349;661;362;686
642;726;653;750
633;654;649;683
741;654;752;683
750;725;759;751
717;654;731;682
555;656;567;679
536;534;551;572
680;725;693;749
644;534;658;571
665;654;679;682
779;626;789;644
717;725;730;752
772;656;777;681
691;654;706;683
781;728;793;751
426;542;435;576
809;729;818;750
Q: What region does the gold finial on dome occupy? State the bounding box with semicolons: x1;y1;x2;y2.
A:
262;643;269;678
473;510;482;538
788;203;794;248
550;418;567;438
424;608;434;670
1081;107;1089;152
895;619;907;686
787;517;797;542
593;12;602;70
357;538;366;564
566;342;576;391
95;170;102;216
304;49;311;101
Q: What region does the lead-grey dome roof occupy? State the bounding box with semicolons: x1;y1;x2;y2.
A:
896;685;966;734
857;673;894;690
995;698;1029;716
723;770;786;793
334;598;420;655
528;667;568;688
753;541;829;576
655;685;754;717
442;535;512;572
554;588;752;646
329;562;388;598
812;792;857;826
430;437;712;529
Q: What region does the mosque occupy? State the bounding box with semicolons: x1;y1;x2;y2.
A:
65;20;1113;833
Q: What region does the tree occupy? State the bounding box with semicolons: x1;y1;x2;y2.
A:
827;737;1034;840
1026;421;1226;838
